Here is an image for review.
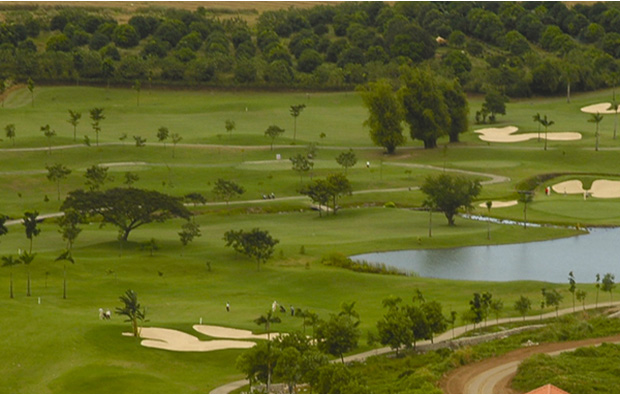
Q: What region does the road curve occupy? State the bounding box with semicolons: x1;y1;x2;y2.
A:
442;334;620;394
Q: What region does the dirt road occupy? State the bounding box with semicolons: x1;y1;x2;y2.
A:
441;334;620;394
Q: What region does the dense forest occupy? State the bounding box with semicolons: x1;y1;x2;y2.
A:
1;1;620;97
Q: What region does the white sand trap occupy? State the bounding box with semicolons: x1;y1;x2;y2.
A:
123;327;256;352
590;180;620;198
475;126;581;143
581;103;617;115
552;179;620;198
193;325;274;340
478;200;518;208
552;180;586;195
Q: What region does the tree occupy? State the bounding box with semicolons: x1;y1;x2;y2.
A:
57;208;82;251
156;126;169;148
274;347;303;394
265;125;285;150
490;299;504;324
67;110;81;142
171;133;182;158
568;271;576;312
115;289;147;337
84;165;110;191
290;154;313;183
326;173;352;215
223;228;279;271
61;187;191;241
482;90;507;123
358;79;404;154
542;288;563;317
22;211;40;254
514;295;532;321
18;251;35;297
41;124;56;155
518;190;534;229
5;124;15;146
442;79;469;142
212;178;245;205
254;310;282;341
399;67;450;149
133;80;141;106
468;293;484;329
27;77;34;107
46;163;71;201
124;172;139;186
2;255;19;299
576;289;587;311
595;273;601;308
420;173;481;226
316;313;360;363
225;119;236;138
602;273;616;303
236;339;280;393
485;200;492;240
335;149;357;174
290;104;306;142
178;220;201;252
421;300;446;343
133;135;146;147
539;114;554;151
55;249;74;299
376;298;413;355
300;179;331;217
89;107;105;147
588;112;604;152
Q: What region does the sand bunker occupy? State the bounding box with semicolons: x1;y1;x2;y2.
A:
552;179;620;198
581;103;618;115
475;126;581;143
193;325;274;340
478;200;518;208
123;327;256;352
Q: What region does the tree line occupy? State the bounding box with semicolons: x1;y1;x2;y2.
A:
1;2;620;95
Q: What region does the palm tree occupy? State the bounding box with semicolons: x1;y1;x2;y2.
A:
18;251;36;297
532;113;542;142
5;123;15;146
41;124;56;155
1;255;19;298
588;112;604;151
486;200;492;240
67;110;81;142
89;108;105;147
539;115;554;151
289;104;306;142
115;289;147;337
518;191;534;229
22;211;40;253
253;309;281;341
55;250;74;300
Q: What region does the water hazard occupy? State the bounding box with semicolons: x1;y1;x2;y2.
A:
352;228;620;282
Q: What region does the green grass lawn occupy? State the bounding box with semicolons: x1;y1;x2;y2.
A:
1;85;620;392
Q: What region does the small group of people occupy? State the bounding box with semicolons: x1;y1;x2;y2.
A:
98;308;111;320
262;193;276;200
272;300;295;316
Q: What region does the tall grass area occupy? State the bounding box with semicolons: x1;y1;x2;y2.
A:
353;314;620;393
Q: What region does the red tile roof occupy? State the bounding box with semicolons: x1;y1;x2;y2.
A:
527;384;569;394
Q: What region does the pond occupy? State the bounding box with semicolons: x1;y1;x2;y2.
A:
351;227;619;283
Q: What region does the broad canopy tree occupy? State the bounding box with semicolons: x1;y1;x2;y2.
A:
61;187;191;241
420;173;482;226
358;79;405;154
223;228;279;271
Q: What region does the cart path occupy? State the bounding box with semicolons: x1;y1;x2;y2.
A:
209;302;620;393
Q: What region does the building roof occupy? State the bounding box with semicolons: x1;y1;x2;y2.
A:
527;384;569;394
